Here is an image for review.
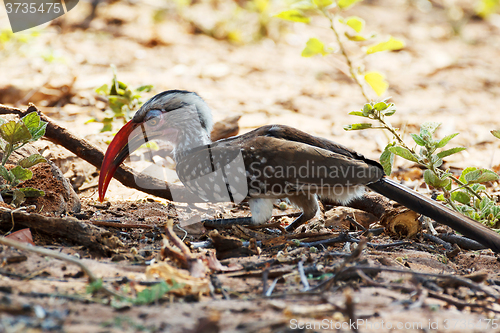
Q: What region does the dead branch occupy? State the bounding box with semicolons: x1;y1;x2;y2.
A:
0;210;112;256
90;220;154;229
439;233;486;250
163;219;208;278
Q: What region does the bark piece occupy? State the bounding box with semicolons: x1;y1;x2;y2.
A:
381;207;421;238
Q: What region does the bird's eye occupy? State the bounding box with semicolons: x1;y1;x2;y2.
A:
144;109;162;127
147;118;159;127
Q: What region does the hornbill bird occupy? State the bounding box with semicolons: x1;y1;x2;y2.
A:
99;90;500;253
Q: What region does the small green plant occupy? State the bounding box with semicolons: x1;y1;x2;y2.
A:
87;279;181;307
0;113;47;206
90;66;153;132
346;100;500;226
275;0;404;98
274;1;500;227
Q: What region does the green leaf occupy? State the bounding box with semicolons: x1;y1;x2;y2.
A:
344;16;364;33
21;112;40;131
373;102;388;111
436;147;466;159
348;111;365;117
301;38;328;57
382;104;396;116
464;169;499;184
337;0;363;9
12;189;25;207
491;130;500;140
475;0;500;18
133;281;171;305
313;0;333;8
431;154;443;168
95;84;109;95
136;85;153;92
18;187;45;197
117;81;128;90
436;133;459;148
362;103;373;116
436;194;445;201
410;134;426;146
30;122;47;142
380;144;395;176
18;154;47;168
86;279;104;294
451;191;471;205
101;122;113;133
344;32;368;41
0;121;32;144
0;118;5;126
423;169;451;188
366;36;405;54
343;123;372;131
388;146;418;162
0;166;14;183
364;72;388;96
274;9;310;23
459;167;477;184
10;166;32;181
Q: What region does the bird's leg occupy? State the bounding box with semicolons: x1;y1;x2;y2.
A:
203;198;274;228
285;195;319;232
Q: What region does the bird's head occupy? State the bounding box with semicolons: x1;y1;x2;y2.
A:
98;90;214;202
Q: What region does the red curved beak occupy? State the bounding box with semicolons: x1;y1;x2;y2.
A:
98;120;141;202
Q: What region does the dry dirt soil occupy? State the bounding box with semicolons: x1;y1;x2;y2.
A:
1;0;500;332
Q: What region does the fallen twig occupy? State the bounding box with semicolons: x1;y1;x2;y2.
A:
0;210;112;256
422;233;453;251
298;259;310;291
439;233;486;250
90;220;155;229
163;219;207;278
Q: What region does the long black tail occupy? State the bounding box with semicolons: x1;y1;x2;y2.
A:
368;177;500;253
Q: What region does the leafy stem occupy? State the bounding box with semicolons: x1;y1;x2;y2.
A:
370;110;414;153
320;6;370;102
1;144;12;166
